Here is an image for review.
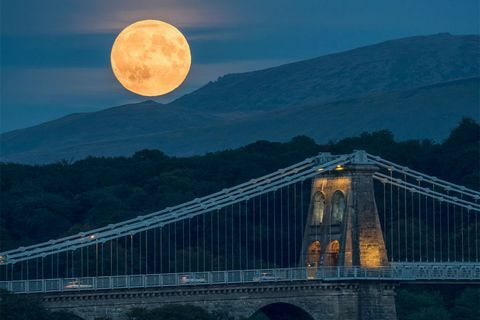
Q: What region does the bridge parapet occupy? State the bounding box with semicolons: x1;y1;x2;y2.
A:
1;264;478;295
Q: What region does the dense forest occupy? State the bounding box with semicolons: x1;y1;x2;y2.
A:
1;118;478;251
0;118;479;320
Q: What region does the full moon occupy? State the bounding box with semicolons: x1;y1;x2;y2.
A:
110;20;191;96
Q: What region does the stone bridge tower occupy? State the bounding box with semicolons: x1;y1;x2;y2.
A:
300;151;388;269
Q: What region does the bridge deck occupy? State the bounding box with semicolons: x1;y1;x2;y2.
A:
1;263;479;294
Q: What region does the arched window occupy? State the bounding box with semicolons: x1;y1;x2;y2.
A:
306;240;321;267
324;240;340;266
331;190;346;224
311;192;325;225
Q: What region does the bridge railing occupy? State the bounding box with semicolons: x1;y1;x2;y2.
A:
1;264;479;294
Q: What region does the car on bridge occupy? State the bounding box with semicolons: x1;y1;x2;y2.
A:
252;272;283;282
64;280;93;289
179;275;207;284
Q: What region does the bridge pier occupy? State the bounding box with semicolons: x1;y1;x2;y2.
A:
41;281;397;320
300;161;388;270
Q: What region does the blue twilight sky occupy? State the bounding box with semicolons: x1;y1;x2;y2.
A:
1;0;479;132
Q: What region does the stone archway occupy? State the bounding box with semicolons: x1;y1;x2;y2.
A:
324;240;340;266
306;240;321;267
249;302;315;320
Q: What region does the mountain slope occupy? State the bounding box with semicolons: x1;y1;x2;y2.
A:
172;33;480;112
2;77;478;164
1;101;225;157
1;33;479;164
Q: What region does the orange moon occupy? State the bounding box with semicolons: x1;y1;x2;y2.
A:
110;20;191;96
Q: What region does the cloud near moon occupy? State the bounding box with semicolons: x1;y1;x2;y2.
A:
110;20;191;96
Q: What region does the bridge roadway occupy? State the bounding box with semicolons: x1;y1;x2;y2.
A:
1;263;479;294
1;264;479;320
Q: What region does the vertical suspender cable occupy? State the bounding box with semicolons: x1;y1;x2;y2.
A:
159;227;162;273
438;199;443;261
124;236;127;275
294;183;297;267
476;199;479;262
404;174;407;262
238;202;242;270
301;181;304;266
145;230;148;274
287;184;290;268
467;209;471;261
439;200;443;261
169;222;177;273
210;210;214;270
198;214;201;272
273;190;277;267
461;195;464;262
108;243;112;276
245;199;248;269
81;247;84;278
154;228;157;274
453;203;457;261
432;185;436;262
280;187;283;267
266;191;269;266
189;217;192;272
425;192;428;261
217;209;220;271
411;189;414;262
195;215;201;272
139;232;142;274
253;196;256;269
168;225;172;273
447;193;450;261
397;185;400;262
224;207;228;270
418;180;421;262
130;235;134;274
383;182;386;246
231;204;234;270
95;241;99;277
390;169;393;262
116;238;119;276
101;242;104;276
203;212;206;271
182;218;185;272
51;253;54;279
259;194;263;269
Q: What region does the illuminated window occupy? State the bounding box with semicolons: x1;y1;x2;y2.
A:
331;190;345;224
306;240;321;267
311;192;325;225
324;240;340;266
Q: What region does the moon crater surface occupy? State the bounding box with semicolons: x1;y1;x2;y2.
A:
111;20;191;96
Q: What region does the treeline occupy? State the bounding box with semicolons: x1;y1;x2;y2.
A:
396;287;480;320
0;118;478;252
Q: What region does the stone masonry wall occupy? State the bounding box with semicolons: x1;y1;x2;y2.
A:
41;281;396;320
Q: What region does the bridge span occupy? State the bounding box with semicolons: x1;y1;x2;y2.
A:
1;150;479;319
2;264;479;294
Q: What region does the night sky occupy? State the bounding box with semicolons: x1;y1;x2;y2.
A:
1;0;479;132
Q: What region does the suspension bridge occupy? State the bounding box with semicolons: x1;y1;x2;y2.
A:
0;150;478;320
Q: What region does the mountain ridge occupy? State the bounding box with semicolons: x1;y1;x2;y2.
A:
171;33;480;112
1;33;479;164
